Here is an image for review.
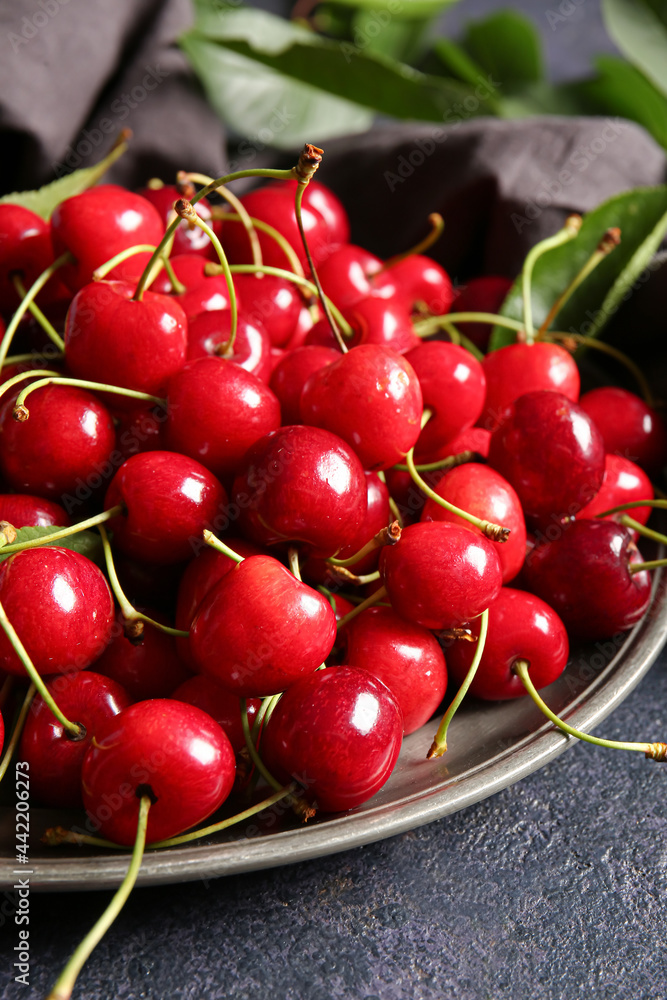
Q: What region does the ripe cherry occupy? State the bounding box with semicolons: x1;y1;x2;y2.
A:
187;310;272;383
0;494;70;527
269;345;340;425
232;273;302;348
375;255;454;316
578;386;667;476
576;453;653;530
94;611;192;701
480;342;580;432
172;675;261;753
345;297;420;354
0;204;57;312
139;184;216;259
317;244;384;310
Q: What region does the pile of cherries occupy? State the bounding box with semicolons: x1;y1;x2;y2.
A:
1;148;666;867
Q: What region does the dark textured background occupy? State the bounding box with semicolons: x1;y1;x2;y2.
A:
2;1;667;998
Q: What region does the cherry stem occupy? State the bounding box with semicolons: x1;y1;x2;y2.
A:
545;332;654;406
328;521;401;568
202;530;244;563
513;659;667;758
438;319;485;361
11;275;65;351
13;376;166;418
0;683;35;786
376;470;404;528
405;414;509;542
0;251;72;370
522;215;582;345
537;228;621;337
376;213;444;274
225;264;351;336
211;211;306;276
595;499;667;518
427;607;489;758
394;448;478;474
0;598;82;736
413;311;524;339
183;172;263;268
92;243;160;281
0;368;59;406
630;558;667;573
288;546;302;580
0;505;123;557
336;585;389;630
240;697;283;792
46;795;151;1000
4;351;63;366
98;526;189;638
294;181;347;354
619;514;667;547
174;199;238;354
331;567;381;586
160;256;187;295
251;693;282;744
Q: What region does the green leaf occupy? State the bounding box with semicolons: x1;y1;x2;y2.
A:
0;133;130;220
463;10;543;86
573;56;667;150
602;0;667;97
497;82;587;118
322;0;457;17
0;527;103;565
351;11;432;64
184;7;496;130
489;186;667;350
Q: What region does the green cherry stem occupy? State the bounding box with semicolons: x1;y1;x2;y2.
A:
0;683;35;785
11;276;65;351
202;530;244;563
288;546;302;580
0;368;58;405
521;214;582;344
595;499;667;518
0;598;81;736
183;173;263;268
225;264;351;336
336;585;389;630
537;228;620;337
394;448;478;474
98;526;188;639
212;212;306;276
3;352;64;367
174;199;238;354
0;505;124;557
427;608;489;758
240;697;283;792
405;411;509;542
376;470;403;528
327;521;401;568
251;693;282;744
0;251;72;369
13;377;165;418
413;312;524;339
92;243;160;281
513;659;667;759
619;514;667;547
46;795;152;1000
161;256;187;295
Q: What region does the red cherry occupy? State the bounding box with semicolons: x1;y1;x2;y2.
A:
578;387;667;476
421;463;526;583
19;671;131;806
81;699;236;845
139;185;216;258
272;179;350;246
163;356;281;480
0;494;70;527
94;611;192;702
488;390;605;530
51;185;164;292
480;342;580;432
523;519;651;639
449;276;513;350
404;342;486;459
0;204;55;312
338;606;447;734
375;255;454;316
446;588;569;700
186;310;272;383
232;425;367;557
189;554;337;697
262;665;403;812
576;454;653;529
0;384;116;502
300;344;423;471
113;404;165;462
346;297;420;354
104;451;229;565
65;280;188;404
380;521;503;629
151;254;235;320
431;426;491;463
172;675;261;753
0;547;115;676
269;345;340;425
317;244;384;310
232;273;301;347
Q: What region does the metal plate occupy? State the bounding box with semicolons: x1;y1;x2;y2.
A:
2;569;665;892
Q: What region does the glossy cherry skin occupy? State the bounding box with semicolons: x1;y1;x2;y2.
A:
338;607;447;734
345;297;420;354
421;463;526;583
488;391;606;530
318;244;384;310
269;345;340;425
113;404;165;461
65;280;188;404
480;342;580;432
232;425;367;557
139;185;215;258
0;384;116;502
446;588;569;701
448;276;513;350
151;254;234;318
163;357;281;480
523;519;651;640
81;699;236;845
375;255;454;316
0;204;55;312
404;342;486;459
263;665;403;812
578;387;667;476
189;555;337;697
273;179;350;246
172;675;261;753
576;454;653;530
232;273;302;347
380;521;503;630
186;310;272;383
19;671;131;807
301;344;423;471
0;547;115;676
51;184;165;293
104;451;229;565
0;493;70;527
94;611;191;701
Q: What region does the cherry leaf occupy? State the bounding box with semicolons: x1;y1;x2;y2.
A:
0;527;103;565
